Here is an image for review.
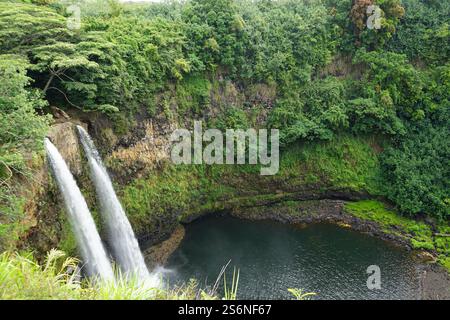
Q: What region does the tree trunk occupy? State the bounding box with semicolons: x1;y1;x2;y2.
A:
43;73;55;95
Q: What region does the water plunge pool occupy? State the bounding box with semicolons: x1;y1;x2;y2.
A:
166;216;422;300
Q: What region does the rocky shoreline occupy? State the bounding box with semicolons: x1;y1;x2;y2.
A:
229;199;414;249
144;225;185;269
147;198;450;300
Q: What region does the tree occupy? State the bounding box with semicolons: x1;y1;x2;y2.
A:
0;54;50;177
0;2;117;113
85;15;190;115
348;49;425;135
387;0;450;66
350;0;405;49
381;120;449;219
181;0;244;73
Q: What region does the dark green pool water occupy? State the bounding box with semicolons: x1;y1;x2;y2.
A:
166;216;421;300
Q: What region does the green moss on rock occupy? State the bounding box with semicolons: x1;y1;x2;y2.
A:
345;200;450;272
119;135;382;240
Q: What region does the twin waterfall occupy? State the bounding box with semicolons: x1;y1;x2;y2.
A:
45;127;158;286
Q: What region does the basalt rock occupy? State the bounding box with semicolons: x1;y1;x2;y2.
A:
47;122;85;176
144;225;185;269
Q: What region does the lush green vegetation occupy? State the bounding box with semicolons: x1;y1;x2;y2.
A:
0;0;449;297
119;134;382;235
345;200;450;271
1;0;447;222
0;249;215;299
0;249;314;300
0;52;51;251
103;133;379;254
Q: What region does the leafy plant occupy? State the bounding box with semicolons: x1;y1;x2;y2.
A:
287;288;317;300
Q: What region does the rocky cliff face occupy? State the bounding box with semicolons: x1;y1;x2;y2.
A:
14;115;450;300
103;119;177;183
18;76;378;256
47;122;85;176
19;113;181;256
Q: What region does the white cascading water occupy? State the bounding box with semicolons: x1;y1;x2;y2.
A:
76;126;159;286
44;138;114;281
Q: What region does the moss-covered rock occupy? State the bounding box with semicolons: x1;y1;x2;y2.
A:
344;200;450;272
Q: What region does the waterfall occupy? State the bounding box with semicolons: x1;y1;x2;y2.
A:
44;138;114;281
76;126;158;286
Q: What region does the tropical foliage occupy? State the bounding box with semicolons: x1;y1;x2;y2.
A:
0;0;448;275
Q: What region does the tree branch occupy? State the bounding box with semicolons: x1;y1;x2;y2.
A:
46;87;84;111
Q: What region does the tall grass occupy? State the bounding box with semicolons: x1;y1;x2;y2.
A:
0;250;218;300
0;250;319;299
223;267;240;300
0;249;83;299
